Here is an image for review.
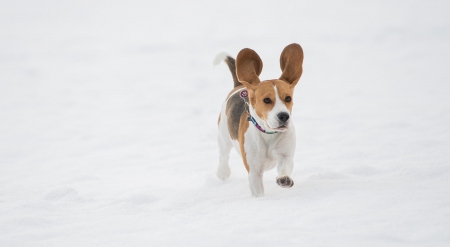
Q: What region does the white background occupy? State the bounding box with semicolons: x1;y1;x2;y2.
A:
1;0;449;246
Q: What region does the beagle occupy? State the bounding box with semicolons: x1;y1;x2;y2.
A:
216;43;304;197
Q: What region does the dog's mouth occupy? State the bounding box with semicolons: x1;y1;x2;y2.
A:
267;123;288;132
274;125;288;131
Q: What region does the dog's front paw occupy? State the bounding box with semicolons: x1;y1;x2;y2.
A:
276;176;294;188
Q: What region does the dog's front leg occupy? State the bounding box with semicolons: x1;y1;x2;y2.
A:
248;168;264;197
245;146;265;197
276;156;295;188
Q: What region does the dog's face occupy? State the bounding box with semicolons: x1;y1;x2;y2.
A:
248;80;294;131
236;43;303;131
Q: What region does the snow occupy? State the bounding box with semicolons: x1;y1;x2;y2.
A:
1;0;450;246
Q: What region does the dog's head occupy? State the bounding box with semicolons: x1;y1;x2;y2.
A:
236;43;304;132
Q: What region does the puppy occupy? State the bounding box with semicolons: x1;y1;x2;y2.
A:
216;43;304;197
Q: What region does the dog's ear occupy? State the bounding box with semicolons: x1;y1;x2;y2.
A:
279;43;303;87
236;48;263;90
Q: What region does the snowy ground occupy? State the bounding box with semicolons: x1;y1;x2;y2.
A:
1;0;450;246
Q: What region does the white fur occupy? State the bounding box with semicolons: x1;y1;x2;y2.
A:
213;52;231;66
217;88;296;197
216;102;232;180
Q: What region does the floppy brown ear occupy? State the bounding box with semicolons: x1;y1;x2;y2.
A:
279;43;303;87
236;48;263;89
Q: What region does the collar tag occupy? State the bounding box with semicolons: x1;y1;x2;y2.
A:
240;90;248;98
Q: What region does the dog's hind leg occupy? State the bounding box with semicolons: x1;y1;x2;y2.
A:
216;130;232;180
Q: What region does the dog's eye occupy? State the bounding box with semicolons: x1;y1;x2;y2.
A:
263;98;271;104
285;96;291;102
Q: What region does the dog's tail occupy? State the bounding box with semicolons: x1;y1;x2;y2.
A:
213;52;242;88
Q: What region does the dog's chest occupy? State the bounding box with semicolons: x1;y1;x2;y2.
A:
244;130;284;170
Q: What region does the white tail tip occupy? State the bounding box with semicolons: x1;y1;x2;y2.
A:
213;52;230;66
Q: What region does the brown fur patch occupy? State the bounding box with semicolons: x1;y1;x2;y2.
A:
249;81;276;120
238;112;250;172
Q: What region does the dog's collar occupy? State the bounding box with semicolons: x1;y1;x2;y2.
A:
247;115;278;134
240;89;278;135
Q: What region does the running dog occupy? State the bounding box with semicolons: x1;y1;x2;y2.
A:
215;43;304;197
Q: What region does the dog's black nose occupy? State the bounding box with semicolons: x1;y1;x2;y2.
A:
277;112;290;123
